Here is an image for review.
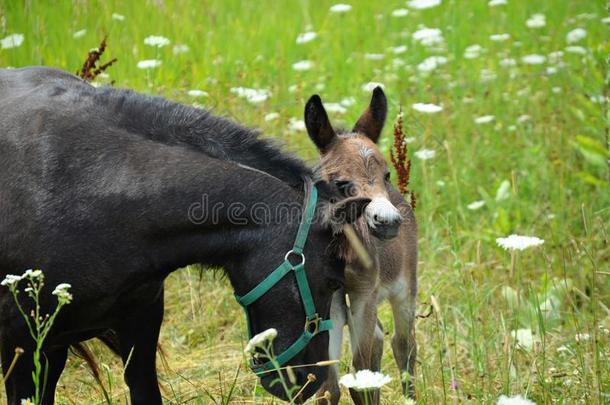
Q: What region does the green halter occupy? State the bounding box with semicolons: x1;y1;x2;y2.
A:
235;184;333;375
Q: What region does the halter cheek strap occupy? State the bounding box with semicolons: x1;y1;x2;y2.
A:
234;184;333;375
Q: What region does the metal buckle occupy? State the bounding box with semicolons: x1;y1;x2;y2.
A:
304;314;321;334
284;249;305;266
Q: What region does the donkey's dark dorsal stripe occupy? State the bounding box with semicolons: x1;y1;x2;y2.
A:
0;66;367;404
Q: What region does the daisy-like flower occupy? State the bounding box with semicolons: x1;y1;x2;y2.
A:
488;0;507;6
143;35;170;48
339;369;391;391
230;87;271;104
490;33;510;42
137;59;162;69
296;31;317;44
566;28;586;44
467;200;485;210
244;328;278;354
1;274;23;287
73;29;87;39
496;235;545;251
511;328;536;350
414;149;436;160
412;103;442;113
52;283;73;304
329;4;352;13
187;89;208;97
292;60;314;71
497;394;536;405
526;14;546;29
1;33;24;49
412;27;444;46
361;82;384;92
474;115;494;124
407;0;441;10
521;54;546;65
391;8;409;17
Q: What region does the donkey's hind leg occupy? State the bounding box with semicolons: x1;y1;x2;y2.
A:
316;289;347;404
389;280;417;398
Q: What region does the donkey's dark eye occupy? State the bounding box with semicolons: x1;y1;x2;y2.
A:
384;172;391;182
327;278;343;292
334;180;354;196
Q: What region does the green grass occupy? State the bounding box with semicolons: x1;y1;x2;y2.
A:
1;0;609;403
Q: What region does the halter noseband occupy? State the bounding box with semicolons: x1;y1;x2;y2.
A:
234;183;333;375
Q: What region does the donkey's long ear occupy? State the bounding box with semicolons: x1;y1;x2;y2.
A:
305;95;337;153
352;86;387;143
331;196;371;225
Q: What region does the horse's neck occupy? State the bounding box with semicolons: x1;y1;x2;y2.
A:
112;145;302;276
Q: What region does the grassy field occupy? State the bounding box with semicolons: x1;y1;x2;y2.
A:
1;0;609;403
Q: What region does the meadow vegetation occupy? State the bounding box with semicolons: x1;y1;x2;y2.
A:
1;0;608;403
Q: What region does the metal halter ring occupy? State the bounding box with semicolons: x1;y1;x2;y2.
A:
304;314;321;334
284;249;305;266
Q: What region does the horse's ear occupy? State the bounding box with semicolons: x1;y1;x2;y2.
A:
305;95;337;153
315;180;370;227
352;86;387;143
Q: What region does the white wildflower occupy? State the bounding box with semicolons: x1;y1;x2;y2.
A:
526;14;546;29
230;87;271;104
23;269;43;280
341;97;356;106
292;60;314;71
412;27;444;46
339;369;391;390
575;333;590;343
390;45;408;54
407;0;441;10
1;274;23;287
511;328;536;350
548;51;563;63
329;4;352;13
556;345;571;354
497;235;545;251
480;69;497;82
521;54;546;65
566;28;586;44
414;149;436;160
73;29;87;39
1;33;24;49
324;103;347;114
392;9;409;17
144;35;170;48
52;283;73;303
417;55;447;72
264;112;280;122
296;31;317;44
467;200;485;210
499;58;517;67
361;82;384;92
244;328;278;354
464;44;483;59
187;89;208;98
111;13;125;21
517;115;531;123
497;394;536;405
137;59;162;69
490;33;510;42
474;115;494;124
288;118;306;132
546;66;557;75
602;16;610;25
364;53;384;61
172;44;190;54
412;102;442;113
488;0;507;6
565;46;586;55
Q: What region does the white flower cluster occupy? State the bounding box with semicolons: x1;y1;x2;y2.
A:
52;283;73;303
230;87;271;104
244;328;277;354
496;235;545;251
143;35;170;48
339;369;391;390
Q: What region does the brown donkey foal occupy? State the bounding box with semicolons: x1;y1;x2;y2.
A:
304;87;418;404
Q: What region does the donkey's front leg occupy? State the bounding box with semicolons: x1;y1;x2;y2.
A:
316;289;347;404
347;289;383;405
389;284;417;398
115;288;164;405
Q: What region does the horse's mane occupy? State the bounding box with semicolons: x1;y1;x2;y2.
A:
91;86;311;189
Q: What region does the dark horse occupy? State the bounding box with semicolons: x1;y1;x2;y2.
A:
0;67;370;404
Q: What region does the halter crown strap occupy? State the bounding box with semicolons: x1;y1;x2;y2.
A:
234;184;334;375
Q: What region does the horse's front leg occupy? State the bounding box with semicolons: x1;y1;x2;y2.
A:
115;289;164;405
346;289;383;405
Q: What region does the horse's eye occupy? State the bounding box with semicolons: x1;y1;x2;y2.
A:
334;180;354;196
384;172;391;182
327;278;343;292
